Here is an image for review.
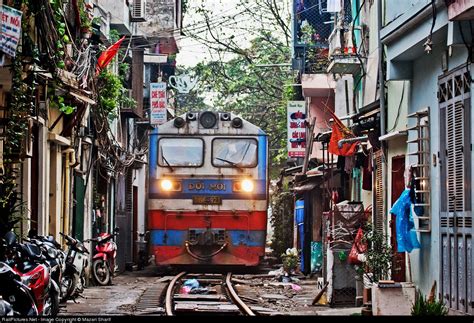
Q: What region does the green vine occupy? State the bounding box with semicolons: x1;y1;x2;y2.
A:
49;0;72;69
49;93;76;115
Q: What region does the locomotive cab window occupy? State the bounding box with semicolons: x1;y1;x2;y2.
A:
212;138;258;168
158;138;204;167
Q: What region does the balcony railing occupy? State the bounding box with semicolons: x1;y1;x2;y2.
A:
292;0;332;73
326;23;361;74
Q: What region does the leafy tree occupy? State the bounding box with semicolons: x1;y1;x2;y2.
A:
180;0;297;174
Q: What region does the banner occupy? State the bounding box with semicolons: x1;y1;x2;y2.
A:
150;82;167;125
0;5;22;57
287;101;306;158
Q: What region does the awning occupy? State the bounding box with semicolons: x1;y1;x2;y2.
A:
70;91;96;105
294;180;320;193
283;165;303;176
355;99;380;121
379;129;408;141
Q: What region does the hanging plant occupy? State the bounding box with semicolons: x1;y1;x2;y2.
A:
97;70;123;116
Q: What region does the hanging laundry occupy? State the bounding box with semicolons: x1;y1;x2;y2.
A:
362;153;372;190
389;189;421;253
327;0;341;12
344;155;355;174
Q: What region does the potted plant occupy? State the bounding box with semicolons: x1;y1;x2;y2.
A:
78;0;92;37
411;289;448;316
281;247;299;281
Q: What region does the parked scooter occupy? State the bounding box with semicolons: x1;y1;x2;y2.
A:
4;231;59;316
0;296;15;316
59;232;89;302
0;261;38;316
27;233;66;307
87;227;119;286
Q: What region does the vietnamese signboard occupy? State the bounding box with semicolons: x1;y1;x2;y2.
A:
0;5;22;57
150;82;167;125
287;101;306;158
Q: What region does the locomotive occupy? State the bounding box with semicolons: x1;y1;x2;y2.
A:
148;111;269;267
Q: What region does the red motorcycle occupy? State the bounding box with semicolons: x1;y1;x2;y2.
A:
4;232;59;315
87;227;119;286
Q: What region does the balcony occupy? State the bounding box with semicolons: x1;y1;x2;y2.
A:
326;25;361;75
292;0;332;74
100;0;131;35
120;89;141;118
140;0;181;42
447;0;474;20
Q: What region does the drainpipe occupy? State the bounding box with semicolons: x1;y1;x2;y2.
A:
62;148;76;236
378;0;388;236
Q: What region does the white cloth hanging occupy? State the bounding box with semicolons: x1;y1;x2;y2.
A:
327;0;341;12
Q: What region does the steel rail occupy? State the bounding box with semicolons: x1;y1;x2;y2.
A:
225;272;256;316
165;271;187;316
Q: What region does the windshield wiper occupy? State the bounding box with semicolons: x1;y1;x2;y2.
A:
215;157;243;171
161;147;174;172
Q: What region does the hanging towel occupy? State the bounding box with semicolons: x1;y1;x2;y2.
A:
327;0;341;12
389;189;421;253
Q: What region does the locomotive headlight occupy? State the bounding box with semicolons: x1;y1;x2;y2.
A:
161;179;173;191
241;179;254;192
160;179;182;191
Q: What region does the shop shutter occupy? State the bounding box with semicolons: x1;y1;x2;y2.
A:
439;65;472;314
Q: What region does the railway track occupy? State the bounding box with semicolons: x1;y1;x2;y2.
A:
165;272;257;316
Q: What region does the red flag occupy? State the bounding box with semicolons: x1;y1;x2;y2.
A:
96;36;126;75
328;114;359;156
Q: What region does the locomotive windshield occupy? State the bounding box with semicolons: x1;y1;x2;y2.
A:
212;138;258;168
158;138;204;167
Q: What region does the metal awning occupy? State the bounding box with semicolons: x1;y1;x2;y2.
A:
283;165;303;176
379;129;408;141
294;180;320;193
355;99;380;120
70;91;96;105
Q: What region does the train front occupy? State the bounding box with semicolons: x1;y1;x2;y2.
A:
148;111;269;267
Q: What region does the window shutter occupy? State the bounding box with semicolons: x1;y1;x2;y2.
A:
446;101;465;212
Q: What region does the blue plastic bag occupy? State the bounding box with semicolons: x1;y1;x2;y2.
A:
183;279;200;290
390;189;421;253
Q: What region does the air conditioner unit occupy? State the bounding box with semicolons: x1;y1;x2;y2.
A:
131;0;146;22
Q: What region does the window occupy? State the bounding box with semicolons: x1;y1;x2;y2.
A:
212;138;258;168
158;138;203;167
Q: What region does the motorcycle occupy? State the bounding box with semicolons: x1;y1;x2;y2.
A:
27;234;66;307
4;231;60;316
87;227;119;286
0;296;15;316
59;232;89;302
0;261;38;316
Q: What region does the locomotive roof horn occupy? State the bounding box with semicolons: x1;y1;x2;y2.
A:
174;117;185;128
231;117;243;128
220;112;231;121
186;112;197;122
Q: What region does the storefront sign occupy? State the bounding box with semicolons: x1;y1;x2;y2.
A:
287;101;306;158
150;82;167;125
0;5;22;57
